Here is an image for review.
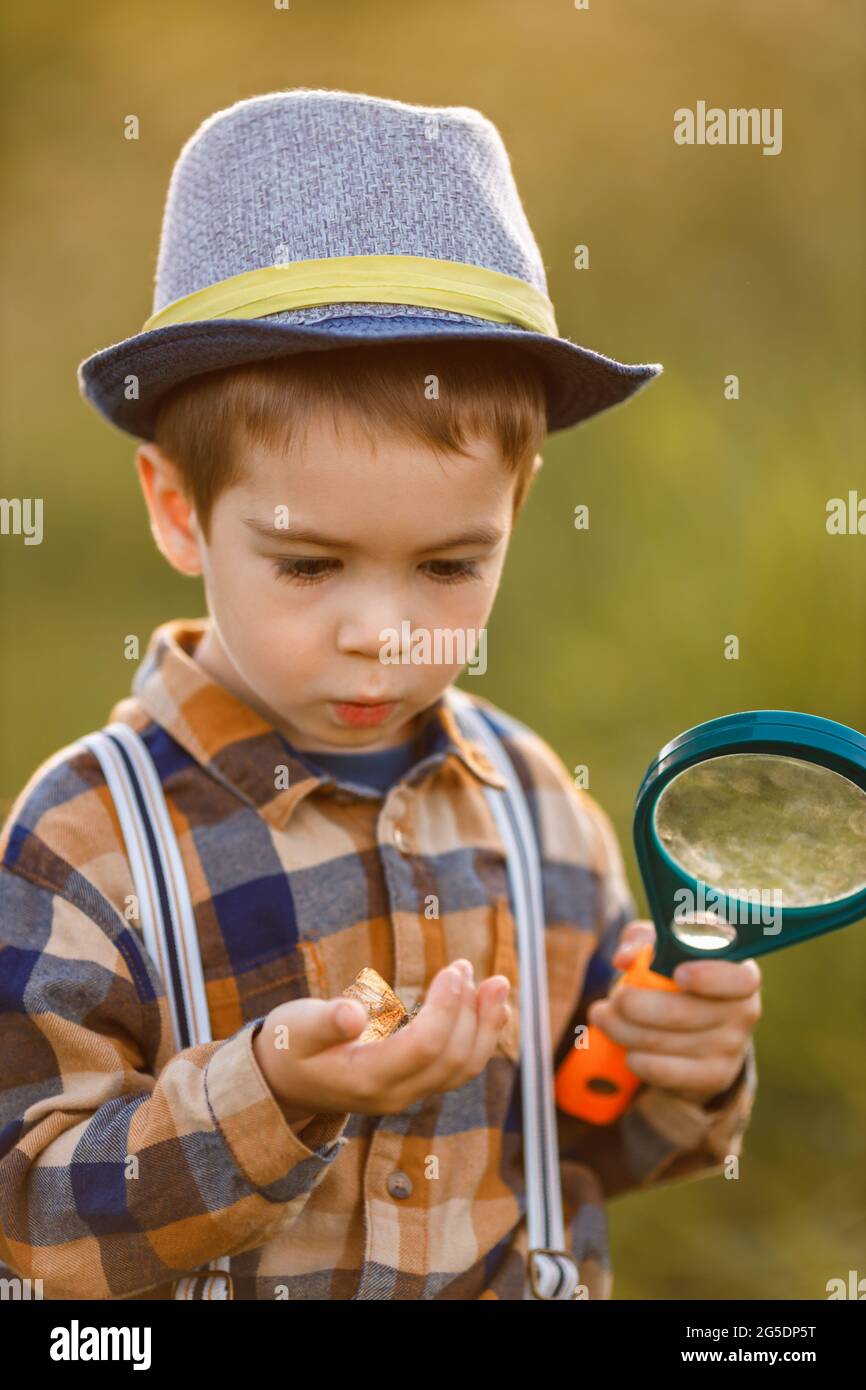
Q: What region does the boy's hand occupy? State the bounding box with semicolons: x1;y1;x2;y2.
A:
587;920;761;1106
252;960;512;1120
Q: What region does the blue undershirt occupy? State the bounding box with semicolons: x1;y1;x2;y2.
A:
294;736;420;794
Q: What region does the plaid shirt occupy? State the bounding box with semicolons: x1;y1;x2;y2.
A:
0;617;756;1300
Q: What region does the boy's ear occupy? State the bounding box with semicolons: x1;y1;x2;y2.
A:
531;452;544;479
134;442;202;577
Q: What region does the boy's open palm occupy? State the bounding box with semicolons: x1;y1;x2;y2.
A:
253;960;512;1120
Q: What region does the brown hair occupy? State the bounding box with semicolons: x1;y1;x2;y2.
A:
152;339;549;545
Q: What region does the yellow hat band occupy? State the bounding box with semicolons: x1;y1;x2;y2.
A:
142;253;558;337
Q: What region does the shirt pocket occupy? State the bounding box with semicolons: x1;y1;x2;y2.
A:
490;893;521;1063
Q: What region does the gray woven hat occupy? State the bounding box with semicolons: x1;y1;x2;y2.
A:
78;88;663;439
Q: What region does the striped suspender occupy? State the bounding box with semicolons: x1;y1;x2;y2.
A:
83;701;580;1302
447;688;581;1300
80;723;232;1301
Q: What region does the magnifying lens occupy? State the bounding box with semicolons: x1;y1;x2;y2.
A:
555;710;866;1124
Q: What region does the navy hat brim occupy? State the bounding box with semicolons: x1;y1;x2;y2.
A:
77;313;662;440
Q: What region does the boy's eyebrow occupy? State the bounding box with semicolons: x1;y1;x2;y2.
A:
242;516;505;550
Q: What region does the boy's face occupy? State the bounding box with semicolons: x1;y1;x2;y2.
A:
137;406;539;753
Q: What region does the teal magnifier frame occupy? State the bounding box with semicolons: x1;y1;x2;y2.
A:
555;708;866;1125
634;709;866;977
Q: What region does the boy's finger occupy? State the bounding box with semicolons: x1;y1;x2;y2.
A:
263;996;369;1062
587;1007;740;1060
596;987;730;1031
426;960;483;1080
625;1049;742;1098
612;920;656;964
453;975;512;1076
673;957;762;998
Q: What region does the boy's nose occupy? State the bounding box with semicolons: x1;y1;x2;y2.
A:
336;608;413;662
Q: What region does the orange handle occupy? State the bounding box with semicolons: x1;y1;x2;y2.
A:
555;943;682;1124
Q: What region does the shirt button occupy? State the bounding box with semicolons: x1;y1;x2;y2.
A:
393;826;411;854
386;1170;413;1199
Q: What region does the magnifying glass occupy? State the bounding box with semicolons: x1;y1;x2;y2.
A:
555;710;866;1124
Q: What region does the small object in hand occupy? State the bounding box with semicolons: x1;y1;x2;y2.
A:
341;967;418;1042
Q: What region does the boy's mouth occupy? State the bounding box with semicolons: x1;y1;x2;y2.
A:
330;700;398;727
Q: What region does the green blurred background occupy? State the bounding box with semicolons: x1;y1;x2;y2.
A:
2;0;864;1299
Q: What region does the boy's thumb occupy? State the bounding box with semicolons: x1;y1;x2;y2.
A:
612;920;656;968
333;998;369;1038
269;996;369;1059
303;996;368;1054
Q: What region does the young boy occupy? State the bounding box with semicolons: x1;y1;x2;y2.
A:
0;89;759;1301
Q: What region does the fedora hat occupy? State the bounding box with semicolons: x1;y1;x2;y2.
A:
78;88;663;439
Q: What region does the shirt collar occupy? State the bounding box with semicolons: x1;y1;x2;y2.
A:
113;616;506;832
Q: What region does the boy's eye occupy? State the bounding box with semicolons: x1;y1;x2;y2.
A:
272;557;340;585
271;557;481;586
421;559;481;585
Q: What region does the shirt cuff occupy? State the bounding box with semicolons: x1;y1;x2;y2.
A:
637;1042;757;1159
204;1019;351;1192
